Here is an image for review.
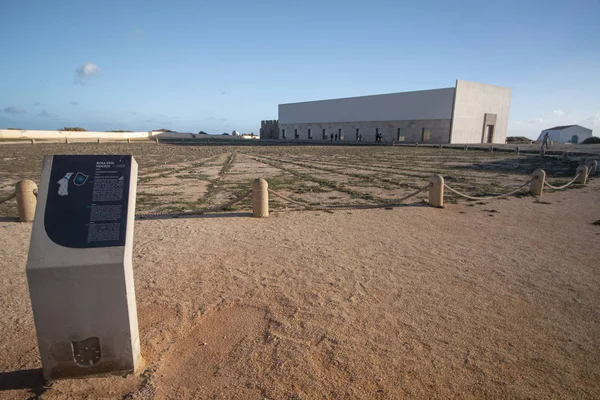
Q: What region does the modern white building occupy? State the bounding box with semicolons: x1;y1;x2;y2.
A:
277;80;512;144
537;125;592;144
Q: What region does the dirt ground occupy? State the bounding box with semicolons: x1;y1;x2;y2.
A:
0;144;599;399
0;142;591;215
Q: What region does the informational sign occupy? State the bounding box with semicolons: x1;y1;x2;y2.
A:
44;155;132;248
27;154;140;380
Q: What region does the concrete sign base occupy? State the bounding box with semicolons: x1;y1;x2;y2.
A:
26;155;140;380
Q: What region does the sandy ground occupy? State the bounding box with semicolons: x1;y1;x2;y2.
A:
1;176;599;399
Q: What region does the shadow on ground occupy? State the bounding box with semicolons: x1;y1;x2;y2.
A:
446;155;579;178
136;211;253;221
0;369;48;399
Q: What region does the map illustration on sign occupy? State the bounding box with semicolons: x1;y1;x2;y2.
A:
73;172;89;186
57;173;73;196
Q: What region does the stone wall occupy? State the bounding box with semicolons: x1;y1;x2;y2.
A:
260;120;279;140
278;119;451;143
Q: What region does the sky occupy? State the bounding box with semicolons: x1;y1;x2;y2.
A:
0;0;599;138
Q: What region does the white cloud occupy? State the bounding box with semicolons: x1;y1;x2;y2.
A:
75;62;102;82
77;62;101;78
3;106;26;114
583;112;600;125
517;117;544;124
38;110;57;118
553;109;564;117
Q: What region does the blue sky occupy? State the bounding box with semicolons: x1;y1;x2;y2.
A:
1;0;598;138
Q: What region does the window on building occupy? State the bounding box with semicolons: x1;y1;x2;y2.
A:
282;129;286;138
421;128;430;141
397;128;405;141
294;129;299;139
308;129;312;139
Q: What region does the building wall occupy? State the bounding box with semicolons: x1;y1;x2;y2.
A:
450;80;512;144
279;119;451;143
279;88;455;125
538;126;593;143
260;120;279;140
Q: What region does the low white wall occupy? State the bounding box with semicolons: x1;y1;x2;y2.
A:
0;130;153;140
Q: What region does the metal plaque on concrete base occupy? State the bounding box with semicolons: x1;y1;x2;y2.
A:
26;155;140;380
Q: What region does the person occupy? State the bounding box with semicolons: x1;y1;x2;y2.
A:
330;133;333;142
334;134;338;141
541;132;550;153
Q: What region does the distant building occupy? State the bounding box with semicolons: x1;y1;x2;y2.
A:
537;125;592;144
277;80;512;144
260;120;279;139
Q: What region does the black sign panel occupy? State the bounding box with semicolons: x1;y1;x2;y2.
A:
45;155;132;248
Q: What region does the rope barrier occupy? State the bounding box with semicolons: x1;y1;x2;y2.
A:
543;172;582;191
443;179;533;201
0;192;16;205
268;184;431;212
135;189;252;218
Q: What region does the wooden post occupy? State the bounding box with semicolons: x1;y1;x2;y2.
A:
530;169;545;196
429;175;444;208
15;180;38;222
252;178;269;218
575;166;588;184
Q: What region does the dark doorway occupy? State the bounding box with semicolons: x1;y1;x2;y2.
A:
484;125;495;143
571;135;579;144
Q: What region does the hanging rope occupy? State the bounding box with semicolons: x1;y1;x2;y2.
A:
136;189;252;218
443;179;533;201
268;183;431;212
544;172;582;191
0;192;16;205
